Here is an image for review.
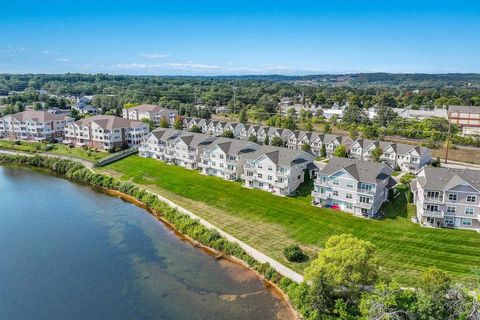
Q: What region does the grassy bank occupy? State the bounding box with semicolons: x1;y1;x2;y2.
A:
99;155;480;285
0;139;113;162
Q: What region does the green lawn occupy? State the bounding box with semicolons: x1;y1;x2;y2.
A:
99;155;480;285
0;139;112;162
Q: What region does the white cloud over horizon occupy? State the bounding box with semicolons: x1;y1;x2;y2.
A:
138;53;170;59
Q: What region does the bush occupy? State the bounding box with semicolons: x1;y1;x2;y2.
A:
283;244;308;262
44;144;54;151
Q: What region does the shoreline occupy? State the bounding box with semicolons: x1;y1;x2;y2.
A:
0;161;300;320
102;188;299;320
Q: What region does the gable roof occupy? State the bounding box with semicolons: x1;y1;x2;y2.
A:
320;157;393;183
245;145;313;166
5;110;71;122
417;166;480;191
75;115;145;130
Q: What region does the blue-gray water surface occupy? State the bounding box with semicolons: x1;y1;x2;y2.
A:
0;166;294;320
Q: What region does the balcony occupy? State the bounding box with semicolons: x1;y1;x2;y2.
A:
355;202;373;209
357;188;375;195
241;174;255;180
424;196;444;203
422;210;444;218
312;191;327;199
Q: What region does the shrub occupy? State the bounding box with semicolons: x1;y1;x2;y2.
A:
44;144;54;151
283;244;308;262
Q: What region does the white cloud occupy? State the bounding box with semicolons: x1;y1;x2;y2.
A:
56;58;71;63
42;50;60;55
1;46;27;54
139;53;170;59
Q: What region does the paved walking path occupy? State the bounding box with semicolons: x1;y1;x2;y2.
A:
441;159;480;171
0;148;305;283
146;187;305;283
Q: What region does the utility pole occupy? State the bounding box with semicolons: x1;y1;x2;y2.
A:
445;108;451;164
232;86;237;121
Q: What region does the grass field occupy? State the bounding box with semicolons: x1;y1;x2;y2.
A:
98;155;480;285
0;139;112;162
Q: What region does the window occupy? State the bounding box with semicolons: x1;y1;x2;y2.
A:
258;174;263;178
332;191;339;197
467;195;477;203
462;218;472;226
346;182;354;189
426;204;439;212
444;216;454;224
259;182;264;187
268;166;273;171
426;191;440;199
465;208;474;215
359;196;370;204
219;155;224;159
346;203;353;209
333;179;339;186
268;175;272;180
448;194;458;202
446;206;456;214
346;193;353;199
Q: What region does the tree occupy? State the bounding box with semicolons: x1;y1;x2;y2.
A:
305;234;379;315
69;108;80;120
324;122;332;133
141;118;155;131
271;136;284;147
301;143;311;152
33;102;43;110
189;125;202;133
375;105;398;127
222;130;234;138
305;120;313;132
333;144;348;158
360;281;416;320
320;145;327;158
173;116;183;130
284;115;297;130
248;134;258;143
264;135;270;145
159;116;169;128
239;108;248;124
283;244;308;262
343;104;368;125
371;146;383;162
416;267;452;320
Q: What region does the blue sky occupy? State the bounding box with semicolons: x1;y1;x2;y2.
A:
1;0;479;75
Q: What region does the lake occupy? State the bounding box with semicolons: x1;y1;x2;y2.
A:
0;166;295;320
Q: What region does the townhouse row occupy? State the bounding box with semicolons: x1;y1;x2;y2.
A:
0;110;74;141
411;166;480;231
139;128;315;196
183;117;431;173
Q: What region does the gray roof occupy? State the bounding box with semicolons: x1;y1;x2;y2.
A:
150;128;183;141
417;166;480;191
209;138;259;155
245;145;313;166
449;105;480;114
320;157;393;183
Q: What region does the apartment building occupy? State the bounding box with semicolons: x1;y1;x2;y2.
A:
312;157;394;217
199;139;260;180
448;105;480;136
138;128;183;160
411;166;480;230
122;104;178;125
242;146;314;196
0;110;73;141
64;115;149;149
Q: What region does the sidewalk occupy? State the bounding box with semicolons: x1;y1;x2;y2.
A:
0;149;94;168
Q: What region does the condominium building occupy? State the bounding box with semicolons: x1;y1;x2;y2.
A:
199;139;260;180
242;146;315;196
122;104;178;125
349;139;431;173
64;115;149;149
140;129;315;195
312;157;394;217
0;110;73;141
411;166;480;230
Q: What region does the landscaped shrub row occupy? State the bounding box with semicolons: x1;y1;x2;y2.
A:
0;155;307;314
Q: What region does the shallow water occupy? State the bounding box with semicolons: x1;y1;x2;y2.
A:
0;166;294;320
